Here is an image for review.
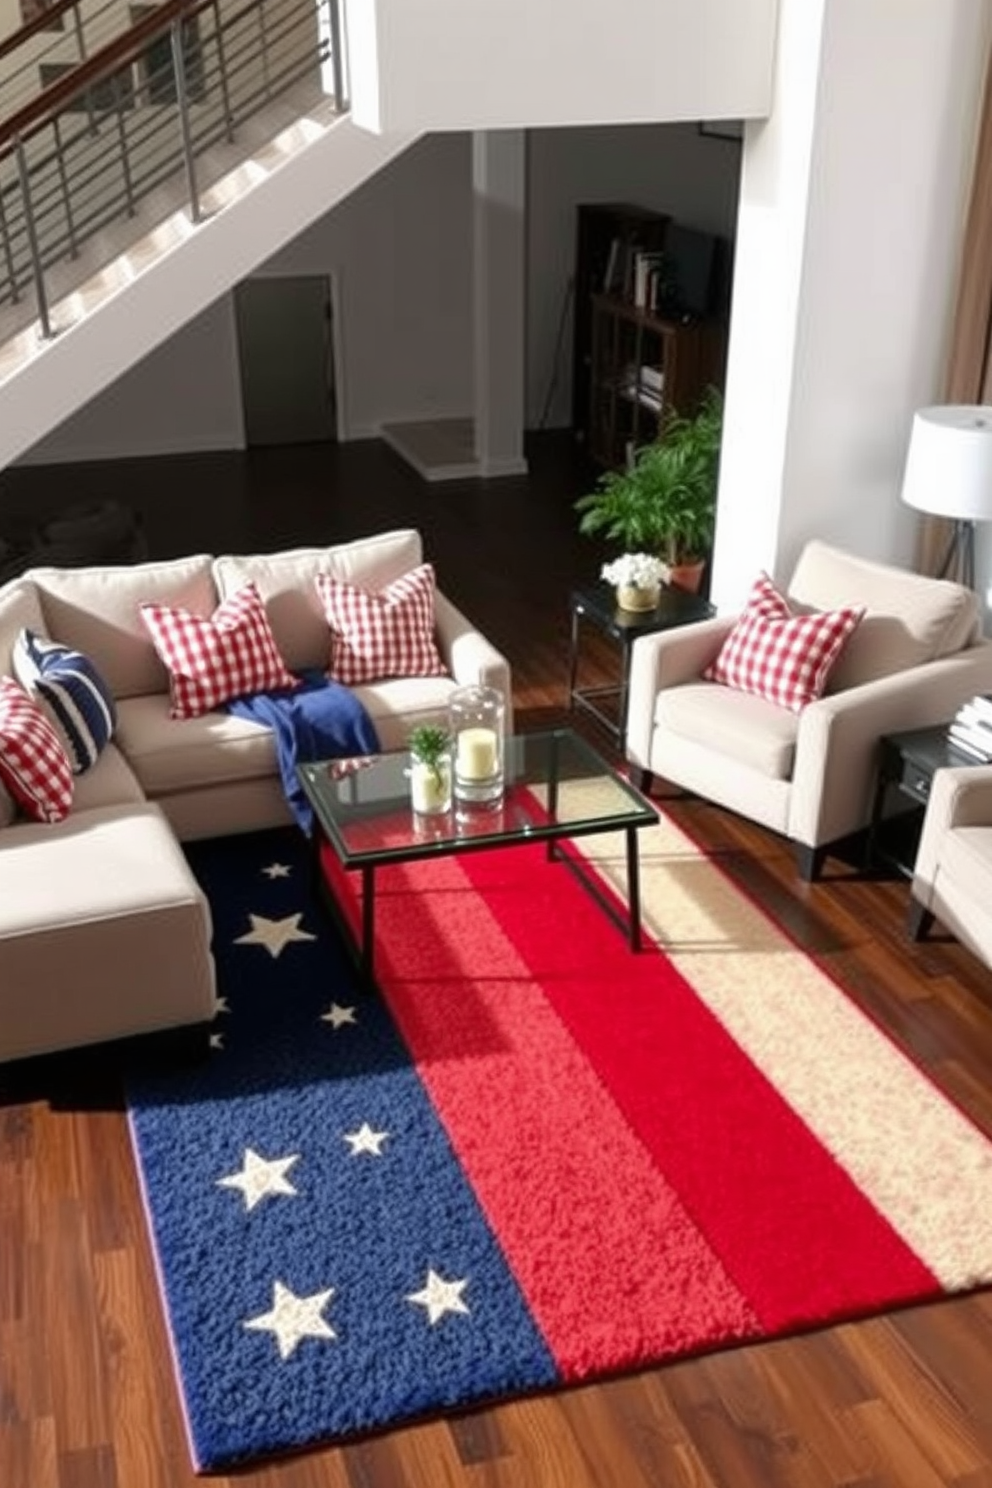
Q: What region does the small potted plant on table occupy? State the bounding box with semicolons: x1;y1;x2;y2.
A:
407;723;453;815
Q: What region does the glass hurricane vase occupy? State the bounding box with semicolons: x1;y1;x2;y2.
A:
449;684;506;809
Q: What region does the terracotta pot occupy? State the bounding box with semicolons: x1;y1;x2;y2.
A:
616;582;661;612
667;561;706;594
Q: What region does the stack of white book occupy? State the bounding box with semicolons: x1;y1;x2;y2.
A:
948;695;992;761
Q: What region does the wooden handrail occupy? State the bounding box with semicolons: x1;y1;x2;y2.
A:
0;0;215;151
0;0;83;67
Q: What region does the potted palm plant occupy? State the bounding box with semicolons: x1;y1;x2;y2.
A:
574;387;723;594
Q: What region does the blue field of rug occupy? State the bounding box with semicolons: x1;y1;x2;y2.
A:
126;828;558;1471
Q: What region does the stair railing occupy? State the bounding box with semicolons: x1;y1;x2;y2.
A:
0;0;347;340
0;0;150;125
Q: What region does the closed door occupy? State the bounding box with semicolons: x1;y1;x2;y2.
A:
234;276;337;446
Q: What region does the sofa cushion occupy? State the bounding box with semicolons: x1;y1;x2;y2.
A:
0;578;46;678
353;674;463;753
788;539;980;690
316;563;447;685
139;582;298;720
71;741;146;812
213;529;425;671
657;680;800;779
115;694;277;796
703;573;863;713
12;628;116;774
29;554;217;700
0;677;74;822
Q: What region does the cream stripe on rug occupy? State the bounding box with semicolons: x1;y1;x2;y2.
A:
564;791;992;1291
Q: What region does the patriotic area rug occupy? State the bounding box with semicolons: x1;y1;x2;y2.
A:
126;807;992;1473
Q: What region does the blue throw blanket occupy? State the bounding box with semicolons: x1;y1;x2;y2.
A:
225;669;380;833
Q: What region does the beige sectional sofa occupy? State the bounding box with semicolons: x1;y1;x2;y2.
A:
0;528;511;1064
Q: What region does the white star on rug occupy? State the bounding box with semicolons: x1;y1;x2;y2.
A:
209;1033;224;1051
217;1149;299;1211
343;1123;390;1157
244;1280;336;1360
234;913;316;958
320;1002;357;1029
212;995;229;1016
262;862;292;880
406;1269;470;1325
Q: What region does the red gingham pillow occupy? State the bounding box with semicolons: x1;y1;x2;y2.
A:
140;582;298;720
703;572;864;713
0;676;73;822
315;563;448;685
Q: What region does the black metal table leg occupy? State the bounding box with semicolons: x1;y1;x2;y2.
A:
626;825;642;951
567;604;581;713
361;864;375;977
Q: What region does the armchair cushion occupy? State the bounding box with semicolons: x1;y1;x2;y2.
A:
788;540;979;690
703;572;864;713
660;681;799;778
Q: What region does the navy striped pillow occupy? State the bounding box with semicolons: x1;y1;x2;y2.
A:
12;628;117;775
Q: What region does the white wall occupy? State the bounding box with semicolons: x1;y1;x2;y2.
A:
526;122;741;429
20;296;244;463
711;0;992;616
347;0;776;134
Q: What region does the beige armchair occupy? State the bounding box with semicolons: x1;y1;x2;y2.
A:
909;765;992;968
625;540;992;880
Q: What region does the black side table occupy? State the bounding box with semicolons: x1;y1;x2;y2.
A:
567;580;715;747
867;723;982;879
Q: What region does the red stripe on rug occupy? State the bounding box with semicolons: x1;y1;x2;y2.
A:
321;843;762;1376
454;842;939;1332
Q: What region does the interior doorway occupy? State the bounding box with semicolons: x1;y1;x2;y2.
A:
234;275;339;447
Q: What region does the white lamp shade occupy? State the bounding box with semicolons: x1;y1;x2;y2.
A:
900;405;992;521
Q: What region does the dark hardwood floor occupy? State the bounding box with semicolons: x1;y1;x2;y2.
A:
1;433;992;1488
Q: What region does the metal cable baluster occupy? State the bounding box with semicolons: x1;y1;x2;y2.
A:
171;18;201;223
327;0;347;110
211;1;235;145
13;134;52;338
112;69;135;215
257;2;271;100
0;175;19;303
70;0;99;136
52;115;78;258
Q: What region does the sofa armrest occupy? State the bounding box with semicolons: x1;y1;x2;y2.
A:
434;590;514;732
788;642;992;848
912;764;992;899
625;615;736;765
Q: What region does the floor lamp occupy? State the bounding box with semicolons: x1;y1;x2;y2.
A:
900;405;992;590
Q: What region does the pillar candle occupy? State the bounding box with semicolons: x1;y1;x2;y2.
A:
456;726;498;780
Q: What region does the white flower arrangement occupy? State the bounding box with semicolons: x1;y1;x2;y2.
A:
601;552;669;589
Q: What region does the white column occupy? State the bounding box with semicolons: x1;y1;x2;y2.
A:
711;0;992;613
472;130;529;477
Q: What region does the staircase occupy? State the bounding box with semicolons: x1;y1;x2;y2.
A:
0;0;418;469
0;0;779;472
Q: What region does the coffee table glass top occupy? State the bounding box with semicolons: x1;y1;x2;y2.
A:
297;727;657;866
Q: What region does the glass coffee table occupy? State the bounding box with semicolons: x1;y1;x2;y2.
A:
297;727;658;981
